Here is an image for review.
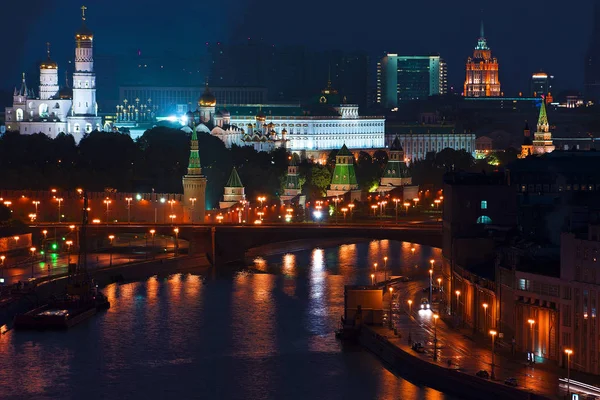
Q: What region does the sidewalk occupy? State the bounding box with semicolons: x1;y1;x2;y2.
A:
375;307;600;399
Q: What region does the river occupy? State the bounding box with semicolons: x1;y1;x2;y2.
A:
0;240;453;400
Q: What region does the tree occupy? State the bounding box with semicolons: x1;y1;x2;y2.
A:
308;165;331;197
0;205;10;223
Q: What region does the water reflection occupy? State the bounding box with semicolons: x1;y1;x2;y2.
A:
0;240;448;400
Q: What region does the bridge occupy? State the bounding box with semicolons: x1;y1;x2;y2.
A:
30;222;442;266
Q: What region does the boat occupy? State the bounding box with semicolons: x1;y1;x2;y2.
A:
13;191;110;330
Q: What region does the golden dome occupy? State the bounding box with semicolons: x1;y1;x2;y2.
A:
40;59;58;69
255;108;266;122
198;84;216;107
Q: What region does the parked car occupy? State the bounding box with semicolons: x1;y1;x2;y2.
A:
505;377;518;387
476;370;490;379
420;298;430;310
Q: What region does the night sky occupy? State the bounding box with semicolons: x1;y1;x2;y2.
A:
0;0;596;95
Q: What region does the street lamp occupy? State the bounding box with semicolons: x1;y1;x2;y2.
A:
33;200;40;217
490;329;497;380
483;303;489;332
0;255;5;282
348;203;355;220
370;273;375;285
408;299;413;343
429;269;433;304
189;197;197;223
108;235;115;266
371;204;377;217
528;319;535;362
173;228;179;257
29;247;36;279
149;229;156;259
217;214;224;223
56;197;63;222
430;259;435;269
66;240;73;265
388;287;394;329
42;230;48;261
455;290;461;319
565;348;573;398
433;314;439;360
333;197;340;224
125;197;133;223
434;199;441;209
169;214;176;224
103;198;112;224
257;196;266;208
403;202;410;215
341;207;348;222
411;247;415;255
384;256;388;281
393;198;400;223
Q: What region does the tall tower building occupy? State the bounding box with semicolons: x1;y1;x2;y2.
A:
327;144;358;197
68;6;102;137
219;167;245;209
532;100;555;154
39;43;59;101
464;21;501;97
377;54;447;107
379;136;412;188
182;125;207;222
585;0;600;104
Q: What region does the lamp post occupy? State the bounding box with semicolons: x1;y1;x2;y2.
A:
565;348;573;398
33;200;40;219
411;247;415;255
374;262;378;282
103;199;112;224
29;247;36;279
169;214;176;225
125;197;133;224
0;255;5;282
403;202;410;215
433;313;439;361
66;240;73;265
108;235;115;266
149;229;156;259
408;299;413;343
528;319;535;362
370;273;375;286
430;259;435;270
56;198;63;222
257;196;266;209
455;290;461;320
173;228;179;257
490;329;497;380
348;203;355;220
389;287;394;329
190;197;197;223
384;256;388;281
341;207;348;223
429;269;433;304
333;197;340;224
371;204;377;217
42;230;48;262
483;303;489;333
393;198;400;223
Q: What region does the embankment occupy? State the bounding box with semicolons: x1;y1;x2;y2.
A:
360;325;553;400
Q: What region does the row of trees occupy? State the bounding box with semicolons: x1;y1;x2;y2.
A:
0;128;517;206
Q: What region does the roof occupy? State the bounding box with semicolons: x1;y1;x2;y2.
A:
331;164;358;186
382;160;410;179
337;144;352;157
537;100;549;128
390;136;403;151
226;167;243;188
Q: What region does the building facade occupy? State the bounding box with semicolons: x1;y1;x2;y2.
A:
4;7;102;141
464;22;501;97
377;54;447;107
385;126;476;163
531;72;553;100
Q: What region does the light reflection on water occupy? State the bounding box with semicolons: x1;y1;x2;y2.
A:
0;240;449;400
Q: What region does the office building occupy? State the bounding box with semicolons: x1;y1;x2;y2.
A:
377;54;447;107
531;72;553;100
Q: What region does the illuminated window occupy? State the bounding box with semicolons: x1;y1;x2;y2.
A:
481;200;487;209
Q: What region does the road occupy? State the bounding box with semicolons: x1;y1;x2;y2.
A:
384;265;600;399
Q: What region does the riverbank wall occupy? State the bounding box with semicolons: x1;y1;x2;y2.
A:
0;254;210;326
359;325;553;400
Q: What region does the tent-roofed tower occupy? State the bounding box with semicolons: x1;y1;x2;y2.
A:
220;167;246;209
379;136;411;189
532;99;555;154
183;125;207;222
327;144;359;198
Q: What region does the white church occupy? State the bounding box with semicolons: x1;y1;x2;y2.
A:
4;6;102;142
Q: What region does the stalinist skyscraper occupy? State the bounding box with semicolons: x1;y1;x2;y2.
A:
464;22;501;97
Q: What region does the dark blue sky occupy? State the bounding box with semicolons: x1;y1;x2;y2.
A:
0;0;596;95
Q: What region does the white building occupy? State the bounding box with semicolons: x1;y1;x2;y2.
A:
4;7;102;142
385;125;476;163
184;81;385;156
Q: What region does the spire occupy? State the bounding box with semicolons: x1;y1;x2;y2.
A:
81;5;87;21
47;42;51;59
19;73;28;96
226;167;243;188
187;125;202;175
537;98;549;132
480;20;485;38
